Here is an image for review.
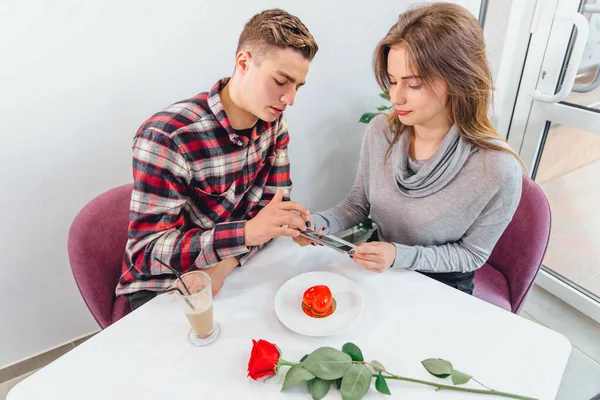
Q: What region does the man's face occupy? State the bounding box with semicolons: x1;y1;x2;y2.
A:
238;48;310;122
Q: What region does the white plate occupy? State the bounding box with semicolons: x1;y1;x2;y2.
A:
274;271;363;337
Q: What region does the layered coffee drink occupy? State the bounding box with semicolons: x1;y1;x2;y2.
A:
185;293;214;338
176;270;220;346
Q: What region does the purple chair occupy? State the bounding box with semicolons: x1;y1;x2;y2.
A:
68;184;133;328
474;175;551;313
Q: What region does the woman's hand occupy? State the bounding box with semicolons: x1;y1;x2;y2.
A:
349;241;396;273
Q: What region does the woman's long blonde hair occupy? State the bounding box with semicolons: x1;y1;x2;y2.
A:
373;3;525;169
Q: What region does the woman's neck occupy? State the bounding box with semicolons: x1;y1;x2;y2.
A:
409;119;453;161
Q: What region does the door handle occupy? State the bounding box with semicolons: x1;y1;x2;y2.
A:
533;9;590;103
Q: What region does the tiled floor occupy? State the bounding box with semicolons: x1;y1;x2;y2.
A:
540;160;600;291
536;125;600;185
1;286;598;399
535;125;600;299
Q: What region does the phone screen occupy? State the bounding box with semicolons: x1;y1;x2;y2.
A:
301;231;354;253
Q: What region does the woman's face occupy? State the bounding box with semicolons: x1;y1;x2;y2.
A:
386;44;450;129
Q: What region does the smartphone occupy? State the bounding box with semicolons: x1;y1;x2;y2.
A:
299;230;356;254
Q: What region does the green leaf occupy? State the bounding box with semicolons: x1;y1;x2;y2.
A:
301;347;353;380
379;92;391;101
309;378;331;400
376;105;391;111
282;364;315;391
342;343;364;362
451;369;472;385
375;372;391;395
300;354;309;362
335;378;342;389
340;364;372;400
358;112;380;123
370;360;385;372
361;218;374;230
421;358;453;378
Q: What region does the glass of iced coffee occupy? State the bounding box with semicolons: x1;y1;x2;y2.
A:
177;270;220;346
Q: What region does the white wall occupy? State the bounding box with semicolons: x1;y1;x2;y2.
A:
0;0;481;368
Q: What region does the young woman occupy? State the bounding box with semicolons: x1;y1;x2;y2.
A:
296;3;524;294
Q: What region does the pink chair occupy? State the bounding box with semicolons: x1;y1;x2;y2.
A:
474;175;551;313
68;184;133;328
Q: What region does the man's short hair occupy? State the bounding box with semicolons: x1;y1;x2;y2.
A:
237;9;318;62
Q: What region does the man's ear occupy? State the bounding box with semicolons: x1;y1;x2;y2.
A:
235;51;253;75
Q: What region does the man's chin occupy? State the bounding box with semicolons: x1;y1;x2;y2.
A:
258;110;278;123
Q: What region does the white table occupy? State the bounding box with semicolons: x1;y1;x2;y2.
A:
8;238;571;400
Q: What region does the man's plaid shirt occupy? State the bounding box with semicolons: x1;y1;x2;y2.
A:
116;78;292;296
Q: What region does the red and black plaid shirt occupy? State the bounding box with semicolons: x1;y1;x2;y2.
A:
116;78;292;295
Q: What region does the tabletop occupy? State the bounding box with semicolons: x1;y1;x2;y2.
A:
8;237;571;400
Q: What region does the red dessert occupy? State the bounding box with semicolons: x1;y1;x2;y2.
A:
302;285;336;318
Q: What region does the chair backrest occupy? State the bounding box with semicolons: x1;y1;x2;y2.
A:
67;184;133;328
486;175;551;313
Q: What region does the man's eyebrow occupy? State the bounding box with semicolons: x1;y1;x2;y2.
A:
277;70;305;86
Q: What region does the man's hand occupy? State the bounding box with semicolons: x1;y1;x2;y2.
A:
349;242;396;273
202;257;240;296
244;188;311;246
292;227;325;247
171;257;239;297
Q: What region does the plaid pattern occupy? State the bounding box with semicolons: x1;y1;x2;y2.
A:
116;78;292;296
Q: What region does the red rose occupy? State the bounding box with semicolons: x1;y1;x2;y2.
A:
247;339;281;380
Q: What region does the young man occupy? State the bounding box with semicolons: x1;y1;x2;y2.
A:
116;9;319;310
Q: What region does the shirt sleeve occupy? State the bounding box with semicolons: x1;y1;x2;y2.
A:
392;172;522;273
